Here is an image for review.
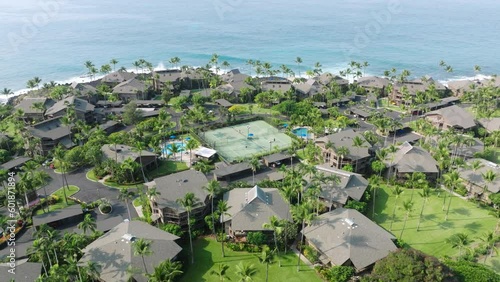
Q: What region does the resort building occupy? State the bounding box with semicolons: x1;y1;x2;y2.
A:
294;78;323;98
27;117;74;155
425;105;476;131
154;69;182;89
478;117;500;133
260;77;292;93
305;164;369;209
101;70;137;85
32;205;84;230
44;96;95;123
356;76;391;97
458;158;500;201
383;141;439;181
101;144;157;169
218;69;255;99
0;259;42;281
14;97;55;121
447;79;483;96
79;220;182;282
391;77;447;106
146;170;209;228
315;129;373;173
301;208;397;272
315;72;349;88
70;81;97;99
222;185;291;239
112;78;147;101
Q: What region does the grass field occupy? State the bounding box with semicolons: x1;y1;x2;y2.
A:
234;103;280;115
179;237;322;282
35;185;79;215
146;160;188;179
201;120;292;161
370;185;497;258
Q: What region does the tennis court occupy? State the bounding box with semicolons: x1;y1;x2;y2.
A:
201;120;292;162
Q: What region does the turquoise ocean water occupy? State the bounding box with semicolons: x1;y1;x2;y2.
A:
1;0;499;100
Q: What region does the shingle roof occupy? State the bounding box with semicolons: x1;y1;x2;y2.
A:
154;70;182;83
27;117;72;140
45;96;94;116
32;205;83;227
14;97;48;114
302;208;397;271
316;129;372;161
263;152;291;164
213;162;252;178
316;73;349;86
223;185;291;231
0;157;32;171
150;170;209;213
309;164;369;205
80;220;181;282
384;142;438;173
458;158;500;193
0;259;42;281
478;118;500;132
113;78;146;94
357;76;390;88
214;99;233;108
426;105;476;129
101;144;156;165
101;71;137;83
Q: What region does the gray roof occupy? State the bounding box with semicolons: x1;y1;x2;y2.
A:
154;70;182;83
113;78;146;94
179;90;191;97
295;79;321;96
45;96;94;116
32;205;83;227
0;157;32;171
393;132;423;144
223;185;291;231
426;105;476;129
263;152;291;164
214;99;233;108
394;77;447;95
458;158;500;193
267;171;285;181
302;208;397;271
98;120;119;131
101;71;137;83
451;137;484;158
213;162;252;178
260;77;292;92
357;76;390;89
74;216;124;235
80;220;181;282
316;129;372;161
71;82;97;96
316;73;349;86
101;144;156;165
384;142;438;174
150;170;209;213
349;107;372;118
309;164;369;205
96;100;123;107
14;97;50;114
478;118;500;132
0;259;42;282
27;117;72;140
133;100;165;106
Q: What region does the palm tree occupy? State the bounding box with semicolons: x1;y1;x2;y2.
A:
335;146;350;170
77;214;97;234
118;188;135;220
53;146;69;205
399;199;414;239
146;259;183;282
133;141;148;183
446;233;471;257
82;261;101;281
204;180;221;235
218;200;231;257
416;186;431;231
292;202;315;272
185;139;199;164
210;263;230;282
263;215;283;267
110;58;119;71
369;175;382;217
176;192;199;264
351;136;365;172
259;246;274;282
482;170;497;200
249;157;261;185
170;142;180;160
479;231;497;264
234;262;257;282
1;88;13;95
133;238;153;274
389;186;404;231
295;57;303;77
443;171;463;221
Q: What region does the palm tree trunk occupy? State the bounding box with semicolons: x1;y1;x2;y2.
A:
46;251;53;268
266;262;269;282
445;191;453;221
390;199;398;231
125;198;132;221
297;220;305;272
274;231;281;267
221;214;225;257
53;248;59;265
400;213;409;239
372;186;377;218
142;255;148;274
188;211;194;264
211;197;215;235
416;200;426;231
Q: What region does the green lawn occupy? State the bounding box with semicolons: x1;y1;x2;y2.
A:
179;237;322;282
370;185;497;258
146;160;189;179
86;169;99;182
103;179;145;190
34;185;80;215
234;103;280;115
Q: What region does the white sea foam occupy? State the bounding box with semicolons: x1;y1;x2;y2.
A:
438;74;492;87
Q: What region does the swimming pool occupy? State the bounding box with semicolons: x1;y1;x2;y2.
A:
292;127;309;138
162;142;186;155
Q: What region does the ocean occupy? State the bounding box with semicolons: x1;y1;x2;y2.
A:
1;0;499;102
